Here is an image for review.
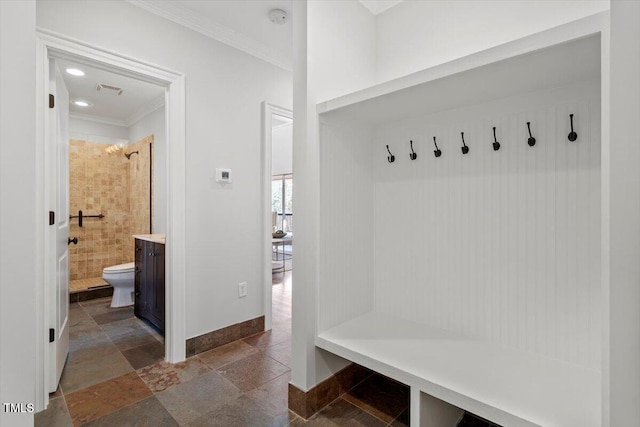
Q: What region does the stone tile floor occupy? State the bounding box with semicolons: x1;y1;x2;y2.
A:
36;272;415;426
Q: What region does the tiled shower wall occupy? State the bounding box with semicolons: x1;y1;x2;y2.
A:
69;137;152;281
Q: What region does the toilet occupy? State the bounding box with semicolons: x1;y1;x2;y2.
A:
102;262;135;308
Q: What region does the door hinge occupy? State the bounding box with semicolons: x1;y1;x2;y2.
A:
49;211;55;225
49;328;55;343
49;94;54;109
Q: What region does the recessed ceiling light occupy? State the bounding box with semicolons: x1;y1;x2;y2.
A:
72;100;91;107
65;68;85;77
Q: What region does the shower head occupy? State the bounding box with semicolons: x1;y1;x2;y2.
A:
124;151;139;159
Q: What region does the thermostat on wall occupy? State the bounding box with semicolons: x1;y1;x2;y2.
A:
216;168;231;183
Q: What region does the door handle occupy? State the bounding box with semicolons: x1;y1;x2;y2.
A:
68;237;78;245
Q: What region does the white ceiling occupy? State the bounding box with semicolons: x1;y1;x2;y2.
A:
175;0;292;58
130;0;293;70
57;58;165;126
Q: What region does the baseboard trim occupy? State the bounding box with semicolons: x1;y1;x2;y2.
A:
185;315;265;357
288;363;372;419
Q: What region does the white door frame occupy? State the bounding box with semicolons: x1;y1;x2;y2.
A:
261;102;293;331
35;30;186;410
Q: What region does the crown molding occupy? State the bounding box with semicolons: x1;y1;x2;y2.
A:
127;0;292;71
69;112;128;127
70;94;165;128
359;0;403;15
126;94;165;127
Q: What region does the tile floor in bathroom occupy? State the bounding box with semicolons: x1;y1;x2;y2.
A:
35;271;412;426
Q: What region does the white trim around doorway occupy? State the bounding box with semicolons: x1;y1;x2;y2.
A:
35;29;186;411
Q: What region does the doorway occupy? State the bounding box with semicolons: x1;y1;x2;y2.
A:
36;31;186;411
55;57;166;393
61;58;163;299
262;103;293;332
270;109;293;274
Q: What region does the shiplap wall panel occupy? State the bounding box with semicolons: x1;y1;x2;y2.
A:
318;116;375;333
372;81;601;369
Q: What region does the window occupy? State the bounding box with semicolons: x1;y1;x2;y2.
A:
272;174;293;232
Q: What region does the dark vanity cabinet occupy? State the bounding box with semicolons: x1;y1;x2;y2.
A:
134;238;165;333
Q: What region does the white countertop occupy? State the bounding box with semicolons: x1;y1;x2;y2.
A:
133;234;166;244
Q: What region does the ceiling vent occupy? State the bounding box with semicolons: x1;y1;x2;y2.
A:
96;83;123;96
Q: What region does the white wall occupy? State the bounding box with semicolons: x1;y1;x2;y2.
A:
128;106;164;144
606;1;640;425
318;115;374;333
0;1;37;426
37;0;292;339
291;0;377;390
69;116;129;144
129;107;166;233
372;81;601;370
308;1;378;102
375;0;610;82
271;123;292;176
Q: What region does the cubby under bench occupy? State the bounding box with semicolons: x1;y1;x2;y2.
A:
316;312;600;427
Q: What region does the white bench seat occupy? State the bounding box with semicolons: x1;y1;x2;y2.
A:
315;312;600;427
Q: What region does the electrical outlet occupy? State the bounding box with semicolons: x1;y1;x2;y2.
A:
238;282;247;298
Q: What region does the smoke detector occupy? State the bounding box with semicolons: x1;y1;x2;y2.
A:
96;83;123;96
269;9;288;25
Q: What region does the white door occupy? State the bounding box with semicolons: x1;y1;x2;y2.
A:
49;60;70;392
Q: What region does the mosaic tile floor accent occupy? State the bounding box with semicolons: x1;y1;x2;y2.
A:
36;271;433;426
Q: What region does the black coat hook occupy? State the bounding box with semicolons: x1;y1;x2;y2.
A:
432;137;442;158
492;127;501;151
409;140;417;160
568;114;578;142
461;132;469;155
386;145;395;163
527;122;536;147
